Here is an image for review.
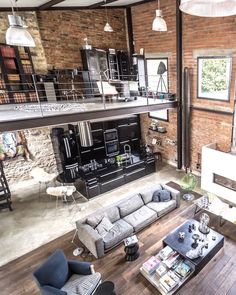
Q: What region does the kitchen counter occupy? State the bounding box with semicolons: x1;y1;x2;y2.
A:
77;154;156;199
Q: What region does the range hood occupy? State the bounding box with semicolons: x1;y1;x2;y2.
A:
78;121;93;147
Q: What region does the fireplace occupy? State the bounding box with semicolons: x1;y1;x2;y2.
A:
213;174;236;192
201;143;236;205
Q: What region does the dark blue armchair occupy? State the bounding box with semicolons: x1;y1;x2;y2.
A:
33;249;101;295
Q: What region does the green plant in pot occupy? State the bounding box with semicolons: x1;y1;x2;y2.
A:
116;155;123;166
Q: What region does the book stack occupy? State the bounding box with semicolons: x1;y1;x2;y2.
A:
163;251;181;269
174;260;191;279
142;256;161;275
159;270;180;292
159;245;175;260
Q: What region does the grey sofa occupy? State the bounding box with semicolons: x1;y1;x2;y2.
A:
76;183;180;258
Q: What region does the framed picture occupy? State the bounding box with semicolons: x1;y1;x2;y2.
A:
146;58;169;93
197;56;232;101
149;109;169;122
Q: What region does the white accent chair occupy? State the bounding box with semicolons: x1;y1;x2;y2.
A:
30;167;57;198
46;185;77;208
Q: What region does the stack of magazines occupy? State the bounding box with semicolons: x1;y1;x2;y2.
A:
142;256;161;275
159;270;180;292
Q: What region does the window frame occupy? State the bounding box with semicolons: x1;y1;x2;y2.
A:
149;109;169;122
145;57;169;94
197;56;232;102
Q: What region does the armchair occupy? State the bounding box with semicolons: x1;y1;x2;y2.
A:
33;249;101;295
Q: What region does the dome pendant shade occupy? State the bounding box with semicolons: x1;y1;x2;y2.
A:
6;14;35;47
179;0;236;17
104;22;113;32
152;10;167;31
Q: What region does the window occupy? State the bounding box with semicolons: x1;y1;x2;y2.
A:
146;58;168;93
197;56;232;101
149;109;169;122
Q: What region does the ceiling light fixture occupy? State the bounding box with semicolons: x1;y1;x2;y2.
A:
152;0;167;32
104;0;114;32
6;0;35;47
179;0;236;17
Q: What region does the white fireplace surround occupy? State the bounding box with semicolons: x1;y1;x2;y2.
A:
201;143;236;205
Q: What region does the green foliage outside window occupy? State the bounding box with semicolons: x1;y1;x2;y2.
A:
201;59;228;93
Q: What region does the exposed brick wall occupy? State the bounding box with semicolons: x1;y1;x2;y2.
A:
140;110;177;164
37;9;128;70
132;0;178;164
132;1;235;171
183;13;235;170
0;12;48;73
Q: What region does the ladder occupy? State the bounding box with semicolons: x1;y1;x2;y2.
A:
0;161;12;211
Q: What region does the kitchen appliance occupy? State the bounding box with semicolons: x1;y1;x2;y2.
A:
104;129;119;157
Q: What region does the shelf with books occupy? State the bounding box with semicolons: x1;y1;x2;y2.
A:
0;44;36;104
140;245;195;295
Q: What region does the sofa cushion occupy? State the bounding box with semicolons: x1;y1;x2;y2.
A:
140;184;163;204
118;194;144;218
61;273;101;295
105;206;120;223
153;190;162;202
158;189;171;202
86;214;104;228
103;219;133;250
95;216;114;238
147;200;177;217
123;205;157;232
86;207;120;228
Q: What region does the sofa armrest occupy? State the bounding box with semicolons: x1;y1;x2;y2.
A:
162;184;181;208
68;260;92;275
41;285;67;295
77;223;104;258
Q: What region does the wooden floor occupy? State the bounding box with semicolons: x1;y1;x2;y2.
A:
1;197;236;295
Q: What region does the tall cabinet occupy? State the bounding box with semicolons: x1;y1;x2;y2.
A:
0;44;37;104
80;48;109;97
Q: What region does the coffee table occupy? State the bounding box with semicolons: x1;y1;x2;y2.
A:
163;219;224;274
140;219;224;294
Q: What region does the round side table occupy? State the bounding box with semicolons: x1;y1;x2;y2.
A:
124;242;140;261
94;281;116;295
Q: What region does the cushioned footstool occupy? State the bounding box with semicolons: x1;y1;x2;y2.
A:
94;281;116;295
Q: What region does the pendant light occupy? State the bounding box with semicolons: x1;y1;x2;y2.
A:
104;0;114;32
6;1;35;47
179;0;236;18
152;0;167;32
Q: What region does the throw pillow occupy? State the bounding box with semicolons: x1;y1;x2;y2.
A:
152;190;162;202
95;216;113;238
159;189;171;202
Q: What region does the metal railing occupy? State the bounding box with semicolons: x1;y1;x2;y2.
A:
0;71;174;123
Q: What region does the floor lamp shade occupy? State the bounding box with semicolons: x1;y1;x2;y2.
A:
179;0;236;17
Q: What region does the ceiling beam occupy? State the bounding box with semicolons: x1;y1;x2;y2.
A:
89;0;119;9
128;0;156;7
0;5;125;12
38;0;65;10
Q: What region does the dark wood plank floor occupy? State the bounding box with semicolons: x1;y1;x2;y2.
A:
1;197;236;295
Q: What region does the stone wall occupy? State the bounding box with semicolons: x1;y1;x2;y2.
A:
3;127;58;186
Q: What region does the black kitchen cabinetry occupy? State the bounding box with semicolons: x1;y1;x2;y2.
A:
107;50;120;80
51;115;156;199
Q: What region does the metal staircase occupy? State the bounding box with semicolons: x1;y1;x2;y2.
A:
0;161;12;211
